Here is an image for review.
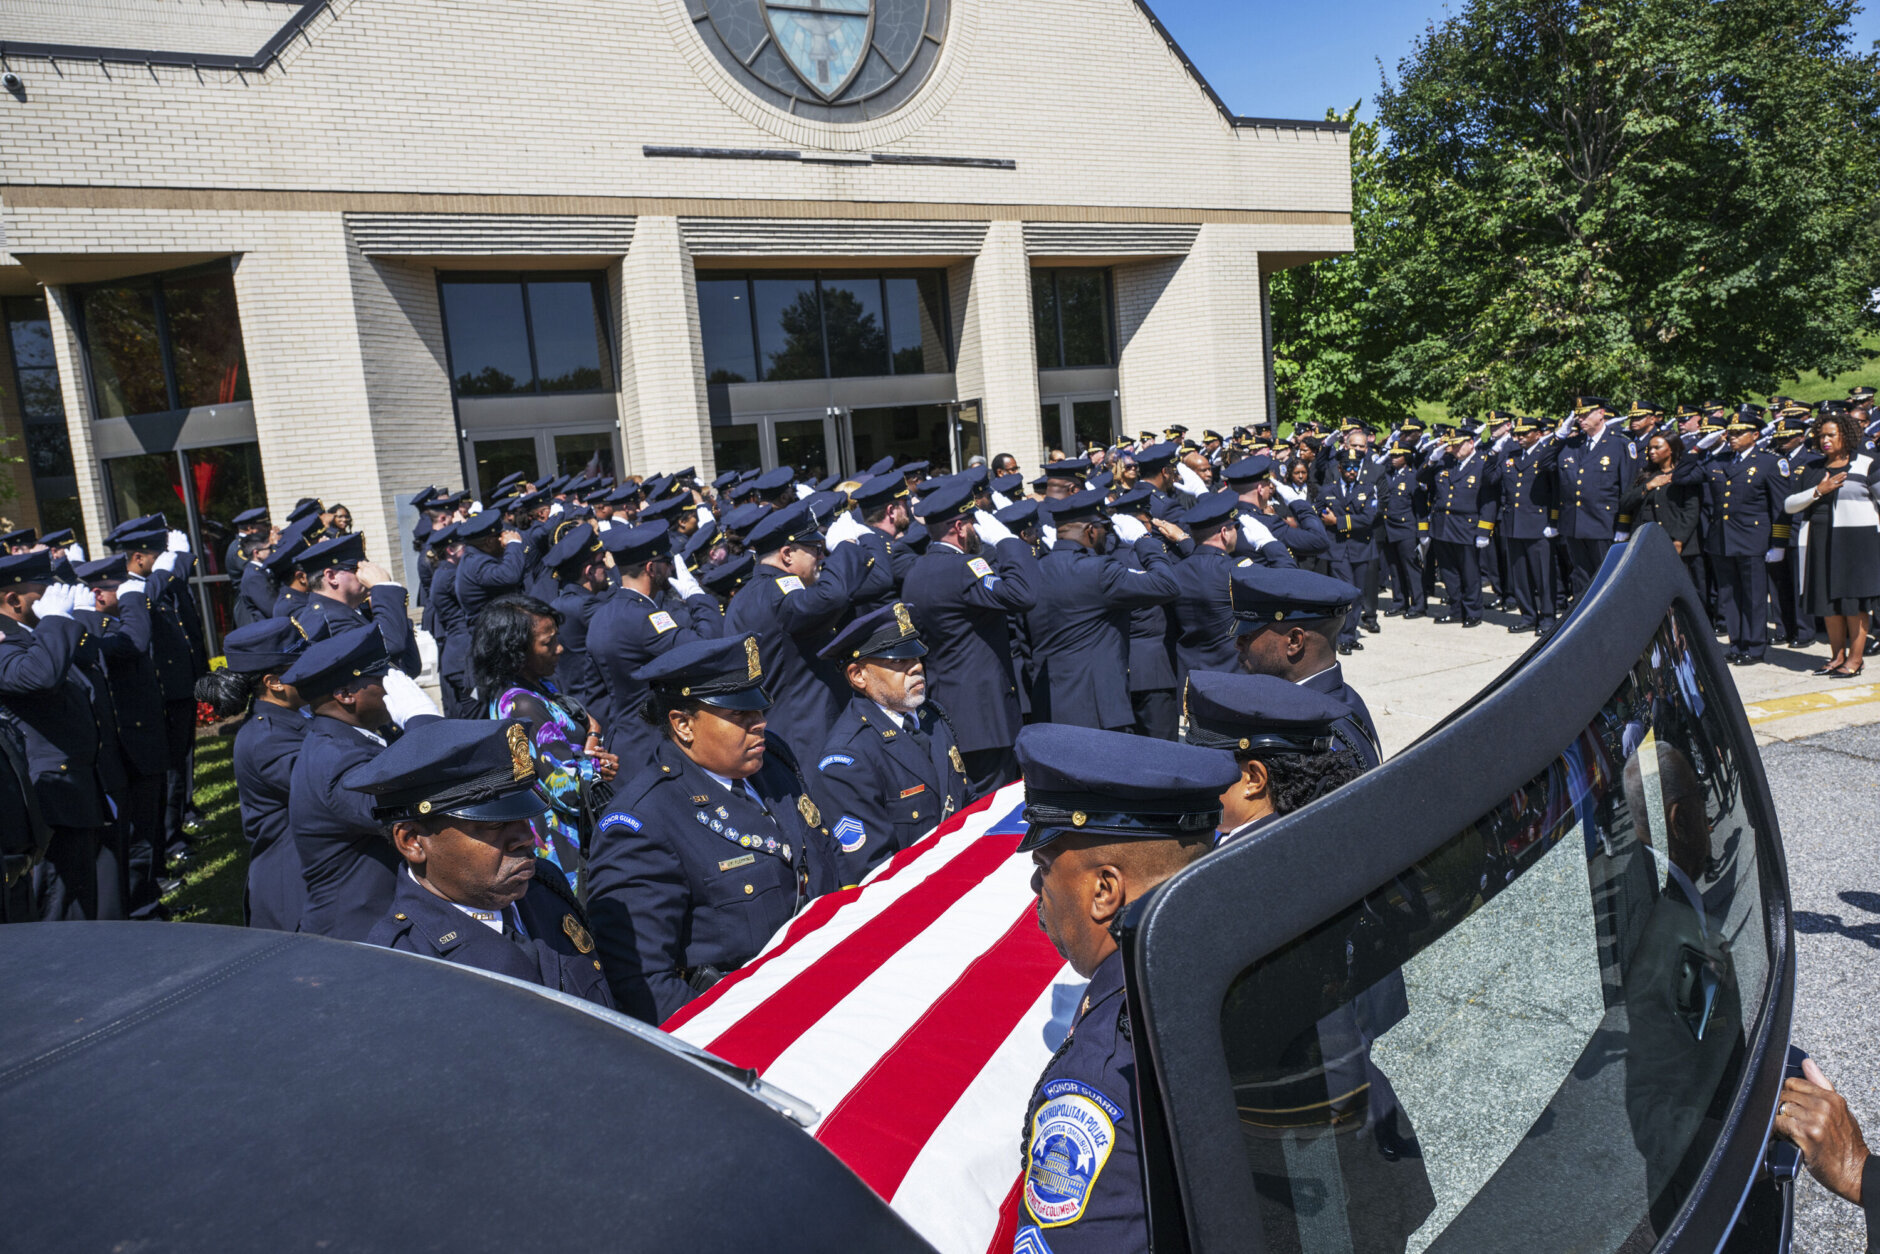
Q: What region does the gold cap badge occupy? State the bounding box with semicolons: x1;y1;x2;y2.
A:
745;635;762;681
507;723;533;782
893;602;914;636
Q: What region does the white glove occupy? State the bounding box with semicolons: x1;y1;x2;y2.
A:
1271;480;1305;506
1474;535;1490;549
990;491;1013;511
118;576;147;597
549;502;564;517
1175;462;1210;498
1765;548;1784;564
166;528;190;554
794;482;815;501
1543;526;1558;539
35;583;74;618
1110;512;1147;543
70;585;97;612
66;542;86;563
1555;416;1576;440
1614;531;1631;543
1696;431;1724;451
380;666;441;728
974;510;1015;548
669;559;704;600
823;508;868;549
1240;514;1279;549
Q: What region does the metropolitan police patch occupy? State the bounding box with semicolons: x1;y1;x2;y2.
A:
833;815;867;852
1024;1078;1121;1228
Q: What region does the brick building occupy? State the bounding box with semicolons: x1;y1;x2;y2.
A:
0;0;1350;647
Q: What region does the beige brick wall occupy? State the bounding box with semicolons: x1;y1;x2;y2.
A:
620;217;713;478
955;223;1045;474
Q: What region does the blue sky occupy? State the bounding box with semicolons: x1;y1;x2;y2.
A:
1148;0;1880;122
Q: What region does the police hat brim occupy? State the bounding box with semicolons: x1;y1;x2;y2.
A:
434;785;553;824
695;686;773;712
856;638;928;662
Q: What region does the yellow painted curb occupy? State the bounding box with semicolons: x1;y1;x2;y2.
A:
1743;684;1880;727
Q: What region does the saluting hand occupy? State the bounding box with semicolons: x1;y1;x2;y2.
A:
500;529;523;545
355;560;392;589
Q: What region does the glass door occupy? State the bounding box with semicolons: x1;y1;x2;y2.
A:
773;415;834;483
845;404;953;478
1040;393;1120;458
467;436;539;504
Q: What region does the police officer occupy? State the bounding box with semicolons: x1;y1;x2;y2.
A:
1495;418;1563;636
589;523;723;763
291;532;421;675
1703;410;1786;665
810;603;971;884
1181;670;1370;844
230;527;277;629
264;523;314;620
725;502;890;772
1230;564;1382;767
283;626;437;939
0;550;108;920
1318;449;1382;653
1227;455;1322;568
836;473;919;616
1554;396;1637;600
225;505;270;582
1167;491;1246;681
587;634;843;1022
1768;408;1821;648
1134;441;1193;515
1420;425;1497;626
454;508;527;628
1378;443;1427;618
1015;723;1237;1254
356;718;613;1007
544;523;615;733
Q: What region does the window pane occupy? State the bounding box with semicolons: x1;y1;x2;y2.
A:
441;281;535;395
752;276;824;381
527;280;610;392
1057;270;1111;367
1072;400;1114;453
886;275;948;374
774;418;829;481
554;432;616;480
849;405;951;473
1032;271;1060;369
712;423;762;476
36;497;86;553
955;400;983;465
163;268;251;409
471;437;539;504
1219;608;1771;1253
819;275;890;378
16;369;66;427
83;284;171;419
184;443;267;578
698;278;759;384
25;423;74;480
4;295;56;370
107;451;185;527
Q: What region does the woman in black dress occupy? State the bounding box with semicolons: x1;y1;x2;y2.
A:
1783;411;1880;677
1620;432;1702;585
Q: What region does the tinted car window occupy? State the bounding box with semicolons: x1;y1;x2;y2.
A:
1218;606;1773;1252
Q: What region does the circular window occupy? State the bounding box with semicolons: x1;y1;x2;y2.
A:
686;0;949;123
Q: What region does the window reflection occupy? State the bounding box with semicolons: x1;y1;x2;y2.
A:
82;283;170;419
77;266;252;421
471;437;539;504
752;276;824;382
698;271;951;384
5;294;84;549
819;275;890;378
1033;268;1115;369
441;282;534;395
1218;608;1771;1254
162;269;250;409
712;424;762;476
698;278;758;384
528;281;611;392
440;274;611;397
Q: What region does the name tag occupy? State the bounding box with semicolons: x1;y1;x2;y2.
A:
777;575;805;593
966;557;994;579
899;784;927;799
647;611;677;634
718;854;757;871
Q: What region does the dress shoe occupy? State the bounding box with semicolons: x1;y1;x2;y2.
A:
1462;619;1482;628
1731;653;1760;666
1383;607;1405;618
1349;639;1365;651
1723;651;1743;664
1361;618;1382;633
1433;614;1458;624
1402;610;1425;620
1337;642;1354;655
1537;621;1558;640
1509;624;1531;634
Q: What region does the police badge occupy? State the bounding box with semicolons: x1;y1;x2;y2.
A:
745;635;763;681
561;913;595;954
506;723;533;781
948;744;966;778
798;795;821;828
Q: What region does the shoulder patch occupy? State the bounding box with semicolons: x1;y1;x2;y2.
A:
1025;1078;1122;1228
1015;1227;1056;1254
776;575;805;593
818;752;856;771
832;815;867;853
647;610;677;634
966;557;994;579
602;811;643;833
1778;458;1791;476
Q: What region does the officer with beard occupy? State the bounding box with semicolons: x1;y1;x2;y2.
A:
809;602;971;884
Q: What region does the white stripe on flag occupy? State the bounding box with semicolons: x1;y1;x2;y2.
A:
889;967;1082;1254
763;850;1042;1128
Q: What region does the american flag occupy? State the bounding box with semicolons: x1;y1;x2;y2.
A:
665;783;1082;1254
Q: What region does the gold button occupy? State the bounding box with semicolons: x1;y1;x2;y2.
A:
743;884;754;895
911;811;919;819
394;913;407;921
593;960;602;970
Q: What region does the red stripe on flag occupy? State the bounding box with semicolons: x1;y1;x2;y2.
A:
987;1171;1025;1254
699;825;1025;1071
812;910;1065;1199
661;789;1007;1033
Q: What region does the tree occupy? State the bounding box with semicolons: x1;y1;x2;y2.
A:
1373;0;1880;412
1268;107;1417;427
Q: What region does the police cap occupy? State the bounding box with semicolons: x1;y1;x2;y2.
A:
701;552;756;597
109;525;169;554
1134;442;1179;473
1571;396;1611;416
1182;671;1348;755
75;554;129;585
1230;566;1360;628
632;633;771;711
603;522;673;566
1040;457;1091;481
0;550;53;587
350;718;550;824
262;523;314;576
721;502;772;537
853;472;911;512
1183;490;1240;533
280;625;391;699
994;499;1039;530
1046;488;1108;527
299;532;367;573
1223;455;1273;486
753;466;797;496
865;455;896;478
455;509;505;542
819;601;927;662
990;472;1024;498
221;618;307;676
899;460;931;480
745;502;825;555
39;528;74;548
1110;485;1153;515
1014;724;1238;852
0;527;36;548
911;478;977;527
544;523;603;576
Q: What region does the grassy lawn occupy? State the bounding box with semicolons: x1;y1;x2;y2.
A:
164;728;248;926
1774;333;1880;404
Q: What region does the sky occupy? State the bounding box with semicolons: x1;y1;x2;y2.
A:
1148;0;1880;123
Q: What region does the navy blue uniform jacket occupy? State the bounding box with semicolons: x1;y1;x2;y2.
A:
588;586;719;763
810;694;970;885
1170;546;1245;681
1300;662;1382;767
1702;449;1786;559
1420;451;1499;545
1494;439;1562;541
901;538;1039;756
367;864;614;1009
551;583;614;734
233;562;275;628
850;526;919;616
237;701;308;932
91;599;168;779
1318;477;1382;562
1380;466;1425;542
587;736;843;1024
290;715;402;940
142;567;205;702
1031;538;1178;731
0;614;107;828
1555;427;1636;540
455;541;527;624
292;587;421;675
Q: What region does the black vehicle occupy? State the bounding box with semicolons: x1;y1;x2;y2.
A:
0;525;1795;1252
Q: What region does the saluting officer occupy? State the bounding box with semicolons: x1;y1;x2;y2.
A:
1015;724;1238;1254
842;472;920;616
1495;418;1563;636
421;523;475;716
901;479;1041;794
587;634;843;1023
544;524;615;734
1223;456;1311;567
1167;491;1247;682
1230;564;1382;767
725;502;891;771
1317;449;1382;653
1703;409;1787;665
225;506;270;584
1379;443;1427;618
208;619;310;932
810;603;971;885
454;508;528;627
1767;408;1821;648
264;522;314;620
1554;396;1637;600
291;532;421;676
1418;425;1498;626
357;718;613;1008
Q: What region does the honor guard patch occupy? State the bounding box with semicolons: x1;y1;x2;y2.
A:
966;557;994;580
832;816;867;852
604;812;643;833
507;723;534;781
776;575;806;593
798;795;821;827
1024;1079;1122;1228
561;914;595;954
818;753;856;771
647;610;678;634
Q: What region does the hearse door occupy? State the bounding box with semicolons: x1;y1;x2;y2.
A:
1122;524;1797;1254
